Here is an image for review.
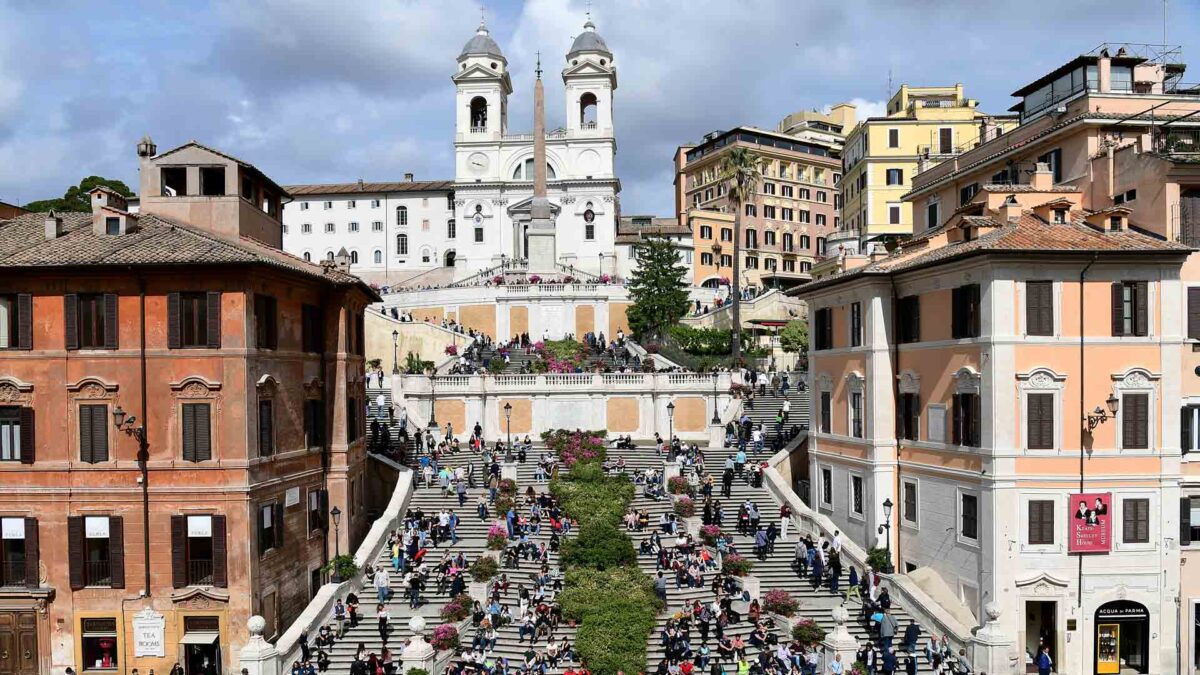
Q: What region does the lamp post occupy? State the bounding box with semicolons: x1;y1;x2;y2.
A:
1085;393;1120;432
504;402;513;461
428;373;438;430
666;401;675;445
329;506;343;582
112;405;151;597
881;497;895;574
710;371;721;424
598;252;604;277
392;329;400;375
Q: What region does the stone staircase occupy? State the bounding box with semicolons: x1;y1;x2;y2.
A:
739;376;811;435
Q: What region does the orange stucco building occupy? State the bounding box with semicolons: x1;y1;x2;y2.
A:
0;138;377;674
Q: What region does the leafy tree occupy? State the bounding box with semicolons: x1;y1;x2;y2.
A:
718;147;764;361
779;319;809;354
24;176;134;213
625;237;689;340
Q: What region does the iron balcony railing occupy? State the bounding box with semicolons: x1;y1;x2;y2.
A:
188;559;214;586
1;559;26;586
84;560;111;587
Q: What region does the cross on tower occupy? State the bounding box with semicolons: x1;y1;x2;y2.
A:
535;51;542;80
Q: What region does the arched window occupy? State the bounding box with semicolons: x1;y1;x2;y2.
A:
447;219;457;239
513;158;557;180
325;250;335;262
396;205;408;226
444;250;456;267
302;251;312;262
469;96;488;131
580;92;598;128
397;233;408;255
349;250;358;264
373;249;383;264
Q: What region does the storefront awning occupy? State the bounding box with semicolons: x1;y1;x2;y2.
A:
179;631;219;645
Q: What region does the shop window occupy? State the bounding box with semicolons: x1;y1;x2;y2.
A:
81;617;119;671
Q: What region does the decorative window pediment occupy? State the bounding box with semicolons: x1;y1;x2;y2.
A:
1017;368;1066;390
954;366;981;394
898;370;921;395
1111;368;1159;391
817;373;834;392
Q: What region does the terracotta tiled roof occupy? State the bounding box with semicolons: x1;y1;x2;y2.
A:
286;180;454;196
0;211;378;296
796;211;1189;293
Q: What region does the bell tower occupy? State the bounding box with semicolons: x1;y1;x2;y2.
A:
562;18;616;136
452;21;512;139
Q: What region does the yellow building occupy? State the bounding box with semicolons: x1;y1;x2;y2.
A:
837;84;1016;252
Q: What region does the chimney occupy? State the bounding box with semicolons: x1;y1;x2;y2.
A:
1000;194;1022;222
404;173;415;182
334;247;352;271
44;210;63;240
1030;162;1054;190
978;118;998;146
868;242;889;262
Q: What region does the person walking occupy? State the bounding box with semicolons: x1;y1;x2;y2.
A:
878;610;899;651
377;604;391;645
373;566;390;604
1035;645;1053;675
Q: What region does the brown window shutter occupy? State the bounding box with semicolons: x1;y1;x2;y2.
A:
196;404;211;461
103;294;118;349
1184;406;1194;453
79;405;94;463
1134;281;1148;336
1182;498;1193;547
16;294;32;349
23;518;38;589
1189;288;1200;340
206;291;221;348
274;500;284;549
1137;395;1150;449
1138;500;1149;542
64;294;79;350
211;515;227;587
18;407;33;464
1028;393;1054;449
319;490;329;531
182;403;196;462
269;297;278;350
171;515;187;588
68;516;85;590
1111;282;1125;336
951;396;962;445
951;287;963;338
969;285;981;336
108;516;124;589
971;394;981;446
911;297;920;341
167;292;181;348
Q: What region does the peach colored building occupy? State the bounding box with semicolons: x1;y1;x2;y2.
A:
0;138;376;674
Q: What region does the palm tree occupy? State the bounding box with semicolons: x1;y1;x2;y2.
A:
719;146;764;362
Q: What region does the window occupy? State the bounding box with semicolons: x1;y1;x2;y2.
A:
720;228;733;242
798;210;811;224
816;191;827;203
819;392;832;434
447;219;456;239
888;129;900;148
81;617;120;671
1112;281;1149;337
259;502;282;556
258;399;274;457
1026;281;1054;336
302;252;311;261
302;304;323;353
763;206;776;219
179;402;213;462
799;235;810;249
1121;393;1149;449
814;308;833;350
849;302;862;347
324;223;334;233
1114;189;1138;205
898;393;919;441
951;284;981;339
938;128;953;155
79;403;109;463
888;204;901;225
323;201;332;210
1027;393;1055;450
170;292;219;349
300;202;309;211
1184;405;1200;456
346;200;356;209
745;229;758;248
372;221;383;232
301;223;313;235
782;233;793;251
371;199;382;208
849;391;864;438
886;168;903;185
926;202;939;229
1122;498;1149;543
960;493;979;540
816;214;826;226
719;255;732;267
762;182;776;195
764;231;776;246
850;475;864;515
67;293;117;350
816;238;826;256
1028;500;1055;545
781;185;793;198
799;188;811;200
700;253;714;265
348;221;359;233
105;217;120;235
959;183;979;206
1037;148;1063;183
897;295;920;343
0;407;30;463
161;167;187;196
783;260;795;273
397;233;409;256
744;256;759;270
303;399;326;448
780;208;794;222
0;517;33;586
902;481;918;524
699;225;713;240
1053;208;1068;224
396;205;408;226
373;250;383;265
820;467;833;506
474;225;484;243
254;295;277;350
70;516;121;589
308;489;326;534
952;393;981;447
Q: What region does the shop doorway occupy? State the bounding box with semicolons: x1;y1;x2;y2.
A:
1024;600;1057;673
0;611;37;675
180;615;221;675
1095;600;1149;674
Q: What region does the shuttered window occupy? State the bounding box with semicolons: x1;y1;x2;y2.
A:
1027;393;1055;449
181;403;212;462
254;295;278;350
0;406;33;464
1121;393;1150;449
258;399;274;457
1188;287;1200;340
897;295;920;343
952;284;981;339
902;481;918;524
302;304;324;353
171;514;227;588
849;302;863;347
168;292;221;348
814;308;833;350
1026;281;1053;336
303;399;325;448
1182;405;1200;455
66;293;118;350
0;294;33;350
897;393;919;441
960;493;979;540
1111;281;1148;337
952;393;981;447
68;516;123;589
78;404;109;463
819;392;831;434
258;502;283;556
1028;500;1055;545
1122;498;1150;543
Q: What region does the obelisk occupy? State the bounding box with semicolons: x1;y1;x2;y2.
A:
526;53;558;273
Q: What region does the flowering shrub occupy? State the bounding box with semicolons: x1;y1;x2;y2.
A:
438;594;472;622
529;274;542;283
762;589;799;617
431;623;460;651
492;275;505;285
494;494;515;515
497;478;518;495
667;476;690;495
486;522;508;550
718;276;731;286
643;343;661;354
562;275;575;283
699;524;722;546
673;495;695;518
542;429;607;468
470;555;499;582
791;618;827;645
722;553;753;577
444;344;459;356
599;273;612;283
728;383;750;397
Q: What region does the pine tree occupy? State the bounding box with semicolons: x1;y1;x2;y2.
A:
626;237;689;340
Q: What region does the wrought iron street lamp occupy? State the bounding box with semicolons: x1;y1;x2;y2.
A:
504;402;513;461
428;373;438;430
711;371;721;424
667;401;675;445
392;329;400;375
330;506;343;582
1085;393;1120;432
881;497;895;574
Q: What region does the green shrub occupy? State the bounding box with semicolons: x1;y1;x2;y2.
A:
867;547;890;572
791;618;827;645
320;554;358;581
561;521;636;570
667;325;732;356
470;556;499;582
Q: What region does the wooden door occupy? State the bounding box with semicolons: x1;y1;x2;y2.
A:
0;612;37;675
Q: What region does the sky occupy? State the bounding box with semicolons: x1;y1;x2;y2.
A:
1;0;1198;216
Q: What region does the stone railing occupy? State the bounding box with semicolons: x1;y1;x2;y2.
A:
270;464;416;667
403;371;733;394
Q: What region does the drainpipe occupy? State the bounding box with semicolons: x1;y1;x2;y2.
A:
320;288;332;570
137;273;151;597
889;275;903;573
1078;253;1098;608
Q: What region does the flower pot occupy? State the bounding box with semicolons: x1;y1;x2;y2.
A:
468;580;490;603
